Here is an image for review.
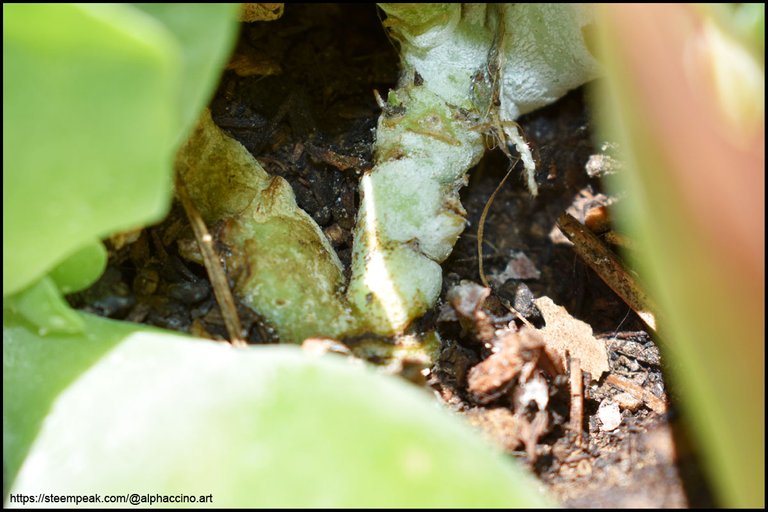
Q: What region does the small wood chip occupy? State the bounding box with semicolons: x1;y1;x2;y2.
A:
535;296;609;381
569;357;584;447
490;251;541;285
446;281;495;345
467;326;563;405
605;373;668;414
306;143;367;172
467;331;524;404
614;392;643;412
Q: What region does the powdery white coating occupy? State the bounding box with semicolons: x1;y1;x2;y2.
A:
364;86;484;263
498;4;601;121
386;4;495;109
348;4;601;335
367;162;466;261
347;84;486;334
347;216;444;334
180;6;603;341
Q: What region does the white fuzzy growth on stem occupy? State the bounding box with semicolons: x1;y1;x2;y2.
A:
349;4;600;334
183;5;602;342
347;86;486;334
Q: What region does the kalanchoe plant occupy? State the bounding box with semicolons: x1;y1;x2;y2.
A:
346;4;600;335
4;3;595;506
5;3;763;507
178;4;600;342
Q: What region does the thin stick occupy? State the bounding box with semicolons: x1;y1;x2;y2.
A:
605;373;668;415
477;159;518;288
475;158;535;329
496;296;535;329
557;212;659;332
569;356;584;447
175;175;247;348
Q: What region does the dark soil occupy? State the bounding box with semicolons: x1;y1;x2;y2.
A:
69;4;714;508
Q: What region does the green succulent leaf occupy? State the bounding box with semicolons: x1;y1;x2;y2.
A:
2;4;238;298
3;4;177;296
3;310;552;507
47;239;108;295
6;277;85;335
132;3;241;143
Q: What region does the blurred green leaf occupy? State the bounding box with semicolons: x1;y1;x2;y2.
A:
2;4;238;297
3;4;177;296
8;277;85;335
593;4;764;506
4;310;552;507
132;3;241;143
47;239;108;295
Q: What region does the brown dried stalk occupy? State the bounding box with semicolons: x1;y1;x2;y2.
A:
175;175;247;348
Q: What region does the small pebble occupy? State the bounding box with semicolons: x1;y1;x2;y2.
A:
598;399;622;432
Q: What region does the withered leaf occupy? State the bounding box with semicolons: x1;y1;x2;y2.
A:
534;296;609;381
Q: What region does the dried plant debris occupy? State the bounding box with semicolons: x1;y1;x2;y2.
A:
175;176;246;347
435;282;665;466
569;357;584;447
240;3;283;22
463;326;565;461
613;392;643;412
556;213;658;331
467;327;563;405
489;251;541;285
445;281;496;344
534;296;609;381
604;374;667;415
436;282;572;461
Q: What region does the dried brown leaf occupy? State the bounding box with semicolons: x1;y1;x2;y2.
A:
467;333;523;404
534;296;609;380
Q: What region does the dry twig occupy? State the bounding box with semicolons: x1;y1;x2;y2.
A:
605;373;667;415
569;356;584;447
557;212;658;331
175;175;247;348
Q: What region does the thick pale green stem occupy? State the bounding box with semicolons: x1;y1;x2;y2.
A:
347;86;486;334
180;5;601;342
177;110;355;343
349;4;600;334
